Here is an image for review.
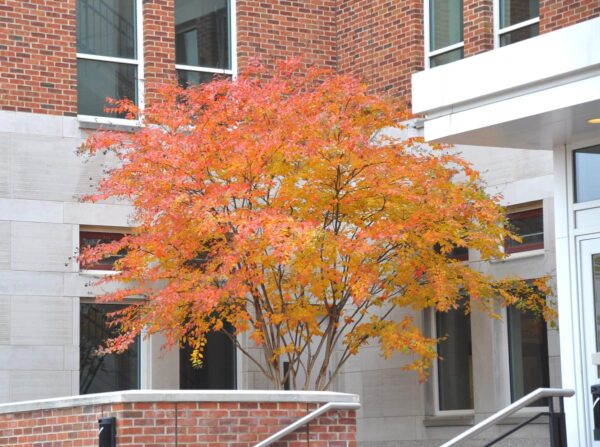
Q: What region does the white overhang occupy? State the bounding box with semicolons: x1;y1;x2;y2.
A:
412;17;600;149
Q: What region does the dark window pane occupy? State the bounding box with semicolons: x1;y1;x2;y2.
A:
575;146;600;203
449;246;468;261
430;47;464;68
77;59;137;117
437;309;473;411
500;0;539;29
177;69;227;87
499;23;539;47
505;208;543;254
507;306;549;405
180;324;236;389
77;0;136;59
593;254;600;352
80;231;126;271
429;0;463;52
80;303;139;394
175;0;230;69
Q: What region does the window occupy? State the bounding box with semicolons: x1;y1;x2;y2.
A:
175;0;235;86
179;323;236;389
80;231;126;271
574;146;600;203
449;246;469;262
505;206;543;254
76;0;142;120
507;305;549;404
435;308;473;411
496;0;539;47
426;0;464;68
80;303;140;394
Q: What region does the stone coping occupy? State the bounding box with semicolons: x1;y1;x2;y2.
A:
0;390;360;415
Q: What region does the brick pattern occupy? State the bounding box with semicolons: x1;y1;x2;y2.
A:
336;0;424;106
236;0;337;74
1;1;599;118
0;401;357;447
540;0;600;33
143;0;177;104
0;0;77;116
463;0;494;57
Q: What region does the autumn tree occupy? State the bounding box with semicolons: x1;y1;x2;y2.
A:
80;61;554;391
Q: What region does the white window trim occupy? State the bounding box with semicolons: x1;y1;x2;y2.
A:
424;0;464;69
77;0;144;125
175;0;237;80
493;0;540;48
429;309;475;416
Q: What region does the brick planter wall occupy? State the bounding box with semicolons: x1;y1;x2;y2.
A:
0;391;358;447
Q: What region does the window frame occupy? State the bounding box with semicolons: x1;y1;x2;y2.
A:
493;0;540;48
424;0;464;69
175;0;237;84
76;0;144;125
504;205;544;255
430;308;475;416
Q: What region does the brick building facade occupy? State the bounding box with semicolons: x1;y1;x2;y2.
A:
0;1;598;446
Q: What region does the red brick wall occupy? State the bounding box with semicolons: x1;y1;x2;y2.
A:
144;0;177;103
1;1;599;118
236;0;337;74
463;0;494;57
0;0;77;116
0;401;356;447
336;0;424;106
540;0;600;33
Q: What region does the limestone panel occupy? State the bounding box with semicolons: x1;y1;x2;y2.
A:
0;138;9;198
10;134;119;202
9;370;71;402
0;371;7;402
0;198;63;223
0;345;64;370
0;296;8;344
11;222;73;272
0;271;64;296
10;296;73;346
63;202;134;227
0;221;9;269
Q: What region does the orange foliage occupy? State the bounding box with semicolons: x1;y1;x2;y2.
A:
79;60;555;390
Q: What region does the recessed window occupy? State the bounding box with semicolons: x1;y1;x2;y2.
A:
76;0;141;119
179;323;236;389
574;146;600;203
175;0;234;86
436;308;473;411
426;0;464;68
80;303;140;394
80;231;126;271
497;0;539;47
507;305;549;405
505;207;543;254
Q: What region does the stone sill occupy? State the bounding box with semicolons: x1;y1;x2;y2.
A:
0;389;360;415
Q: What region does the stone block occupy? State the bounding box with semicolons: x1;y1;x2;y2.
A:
10;296;73;345
11;222;73;272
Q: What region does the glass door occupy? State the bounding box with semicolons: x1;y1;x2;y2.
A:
579;237;600;445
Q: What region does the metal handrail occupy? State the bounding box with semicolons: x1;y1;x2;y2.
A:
440;387;575;447
254;401;361;447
